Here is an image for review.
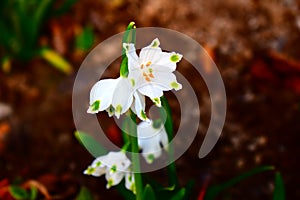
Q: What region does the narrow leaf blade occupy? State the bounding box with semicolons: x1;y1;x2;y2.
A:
273;172;285;200
74;131;107;157
143;184;156;200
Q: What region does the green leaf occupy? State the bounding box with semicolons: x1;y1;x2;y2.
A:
204;165;275;200
9;185;29;200
273;172;285;200
74;131;107;157
120;56;129;77
121;113;133;144
120;22;136;78
29;186;38;200
115;180;135;200
76;186;94;200
38;48;73;74
75;26;95;51
170;188;186;200
123;22;136;45
1;56;11;73
54;0;78;16
182;180;195;200
143;184;156;200
159;96;179;188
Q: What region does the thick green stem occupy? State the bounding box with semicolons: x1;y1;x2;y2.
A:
129;113;143;199
160;96;179;188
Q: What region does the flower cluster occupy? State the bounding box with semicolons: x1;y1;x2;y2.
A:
87;38;182;121
84;151;136;193
84;38;182;192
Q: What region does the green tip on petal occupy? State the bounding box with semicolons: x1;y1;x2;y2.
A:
170;81;181;90
107;105;115;116
131;183;136;194
130;79;135;87
91;100;100;111
85;166;95;175
140;110;147;120
95;161;102;167
107;179;114;189
110;165;117;173
128;174;132;182
170;53;181;62
147;154;155;164
115;105;123;114
152;97;161;107
151;39;160;47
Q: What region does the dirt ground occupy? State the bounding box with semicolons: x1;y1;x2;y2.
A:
1;0;300;199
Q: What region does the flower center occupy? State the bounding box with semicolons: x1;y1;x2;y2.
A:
140;61;154;82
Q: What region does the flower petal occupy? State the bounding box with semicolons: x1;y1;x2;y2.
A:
123;43;139;71
111;78;134;118
125;173;136;194
83;157;106;176
137;84;163;100
152;52;182;72
137;121;169;163
131;91;148;121
87;79;118;113
139;38;162;65
151;71;182;91
102;151;131;171
105;171;125;188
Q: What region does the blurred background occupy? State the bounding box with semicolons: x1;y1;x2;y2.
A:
0;0;299;199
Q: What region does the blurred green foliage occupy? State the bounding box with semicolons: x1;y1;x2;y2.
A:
9;185;37;200
0;0;77;74
75;26;95;52
204;166;285;200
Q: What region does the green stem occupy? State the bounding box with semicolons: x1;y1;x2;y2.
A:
129;112;143;199
160;96;179;188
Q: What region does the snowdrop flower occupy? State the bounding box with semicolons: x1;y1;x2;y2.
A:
84;151;135;192
124;38;182;107
87;38;182;120
87;77;147;121
137;120;169;164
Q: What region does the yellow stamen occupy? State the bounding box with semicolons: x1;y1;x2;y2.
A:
146;61;152;67
149;73;154;78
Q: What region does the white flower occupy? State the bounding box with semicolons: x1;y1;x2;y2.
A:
84;151;135;192
87;38;182;120
124;38;182;107
87;77;148;120
137;120;169;164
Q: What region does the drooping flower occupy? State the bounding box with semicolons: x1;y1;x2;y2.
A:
87;38;182;120
137;120;169;164
124;38;182;107
84;151;135;192
87;77;147;120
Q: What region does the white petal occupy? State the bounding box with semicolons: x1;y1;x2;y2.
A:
87;79;118;113
128;69;146;89
105;171;125;188
83;157;106;176
123;43;139;71
102;151;131;171
125;173;136;194
111;78;134;118
137;84;163;99
139;39;162;64
132;92;148;121
151;71;182;91
152;52;182;72
137;121;169;163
